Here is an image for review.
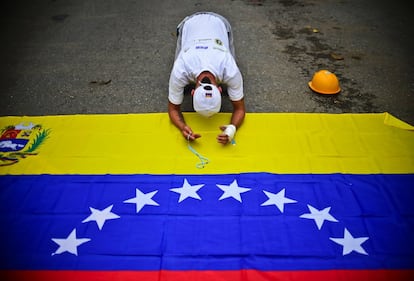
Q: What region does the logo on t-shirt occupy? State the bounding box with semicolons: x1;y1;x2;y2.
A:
215;39;223;46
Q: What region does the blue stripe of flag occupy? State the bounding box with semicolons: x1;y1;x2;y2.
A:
0;173;413;270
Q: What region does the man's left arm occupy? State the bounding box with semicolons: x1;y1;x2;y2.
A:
218;55;245;144
230;98;245;128
217;98;245;144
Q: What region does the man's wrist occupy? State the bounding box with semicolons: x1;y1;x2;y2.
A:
224;124;236;141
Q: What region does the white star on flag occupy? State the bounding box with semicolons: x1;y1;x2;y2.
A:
299;204;338;230
261;189;297;213
170;178;205;202
82;204;120;230
216;179;251;202
51;228;91;256
124;188;159;213
330;228;369;255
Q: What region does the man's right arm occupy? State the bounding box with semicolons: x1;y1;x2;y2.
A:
168;57;200;140
168;101;186;132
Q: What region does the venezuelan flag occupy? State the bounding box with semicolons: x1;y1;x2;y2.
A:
0;112;413;281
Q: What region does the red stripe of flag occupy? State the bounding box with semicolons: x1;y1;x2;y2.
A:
2;269;413;281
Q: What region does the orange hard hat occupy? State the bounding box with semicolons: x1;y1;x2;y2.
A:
308;70;341;94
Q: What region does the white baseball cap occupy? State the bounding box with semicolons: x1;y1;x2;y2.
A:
193;83;221;117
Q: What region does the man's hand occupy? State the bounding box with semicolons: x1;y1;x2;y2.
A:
217;131;230;144
182;125;201;141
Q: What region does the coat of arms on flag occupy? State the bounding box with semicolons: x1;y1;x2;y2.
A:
0;122;50;166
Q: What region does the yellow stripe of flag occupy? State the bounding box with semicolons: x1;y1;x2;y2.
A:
0;112;413;175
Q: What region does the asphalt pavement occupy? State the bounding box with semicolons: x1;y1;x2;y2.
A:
1;0;413;124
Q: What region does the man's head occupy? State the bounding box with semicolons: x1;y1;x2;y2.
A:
192;72;222;117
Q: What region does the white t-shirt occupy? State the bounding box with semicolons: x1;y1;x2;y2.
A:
169;14;244;105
